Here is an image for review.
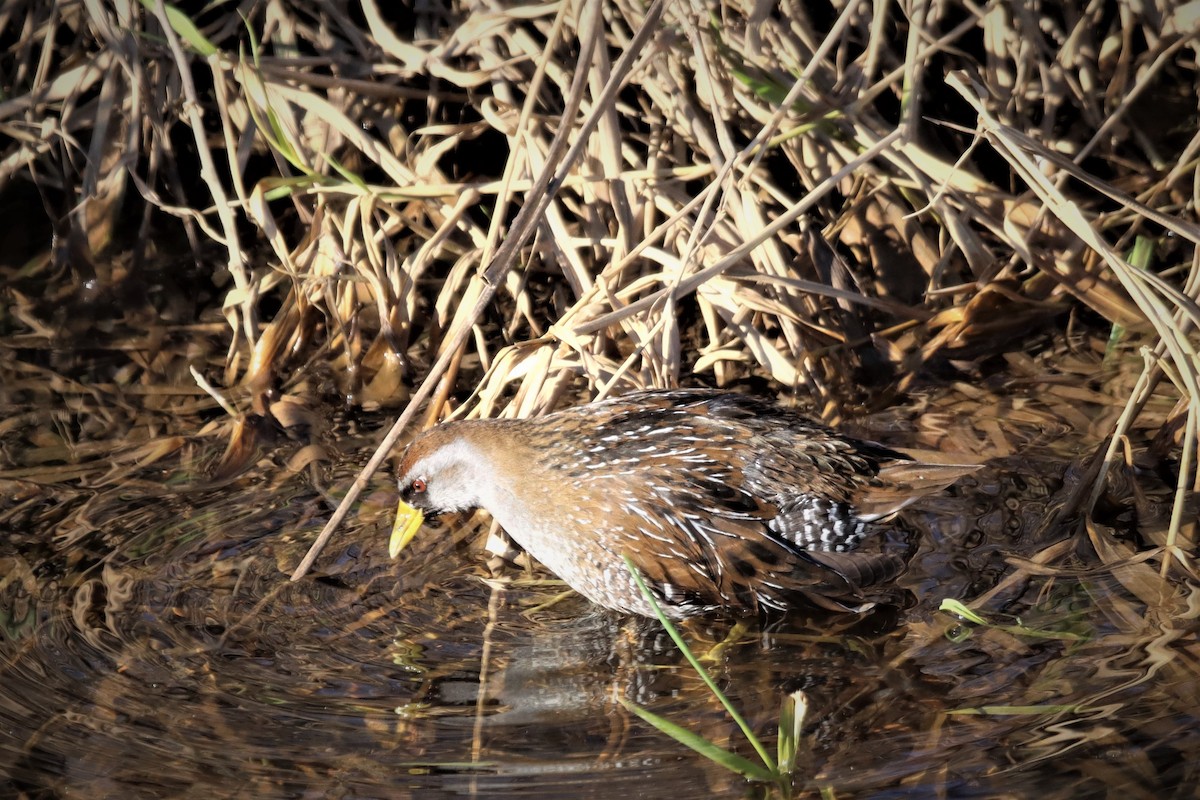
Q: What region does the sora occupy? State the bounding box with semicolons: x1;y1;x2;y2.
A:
389;389;974;618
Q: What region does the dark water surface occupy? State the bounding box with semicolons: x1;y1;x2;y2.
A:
2;377;1198;797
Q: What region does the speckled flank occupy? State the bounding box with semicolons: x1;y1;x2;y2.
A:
393;389;963;618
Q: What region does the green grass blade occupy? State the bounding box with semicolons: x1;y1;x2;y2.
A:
939;598;1091;642
1107;235;1157;357
617;698;777;783
622;556;778;773
938;598;988;625
140;0;219;57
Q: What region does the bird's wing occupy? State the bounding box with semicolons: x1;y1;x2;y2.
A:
611;457;899;615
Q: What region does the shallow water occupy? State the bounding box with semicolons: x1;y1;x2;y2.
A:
2;375;1198;798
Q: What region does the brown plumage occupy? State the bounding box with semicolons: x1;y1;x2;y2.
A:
390;389;975;618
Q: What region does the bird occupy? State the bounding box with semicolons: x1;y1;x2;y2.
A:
388;388;976;618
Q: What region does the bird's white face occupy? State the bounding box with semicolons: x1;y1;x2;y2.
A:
398;436;485;514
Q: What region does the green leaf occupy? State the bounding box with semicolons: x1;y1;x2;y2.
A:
140;0;219;57
622;556;778;772
618;698;776;783
938;598;1090;642
938;598;988;625
777;689;807;777
326;154;370;191
1107;235;1158;356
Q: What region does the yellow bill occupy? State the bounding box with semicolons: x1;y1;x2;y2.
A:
389;499;425;558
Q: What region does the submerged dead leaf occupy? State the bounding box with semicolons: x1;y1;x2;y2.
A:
1085;520;1184;614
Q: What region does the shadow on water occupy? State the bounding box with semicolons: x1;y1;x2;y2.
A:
2;345;1198;798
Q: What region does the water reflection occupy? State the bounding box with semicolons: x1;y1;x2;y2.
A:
2;410;1198;797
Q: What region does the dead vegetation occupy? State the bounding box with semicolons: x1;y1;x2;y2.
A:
4;0;1198;590
4;1;1198;565
2;0;1200;792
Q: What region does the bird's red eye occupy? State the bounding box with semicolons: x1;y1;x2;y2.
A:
411;478;427;493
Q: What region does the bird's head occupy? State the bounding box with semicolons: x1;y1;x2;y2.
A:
389;424;488;558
